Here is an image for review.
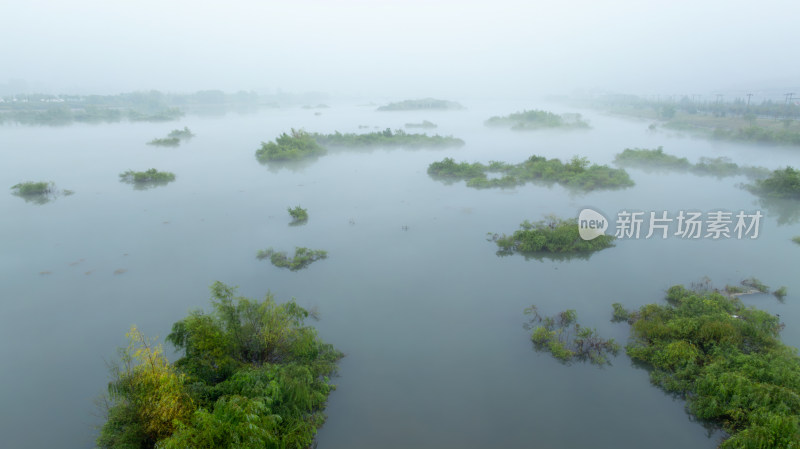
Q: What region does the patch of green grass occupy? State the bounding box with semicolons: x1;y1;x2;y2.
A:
256;247;327;271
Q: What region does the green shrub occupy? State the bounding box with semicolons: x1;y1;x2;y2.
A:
311;128;464;149
620;282;800;448
256;129;326;162
257;247;328;271
613;147;691;170
485;109;589;130
525;306;619;366
746;166;800;199
98;282;342;449
741;277;770;293
147;137;180;147
10;181;53;196
288;206;309;224
489;215;616;255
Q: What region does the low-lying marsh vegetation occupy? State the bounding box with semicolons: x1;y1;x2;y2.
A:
613;282;800;448
525;306;620;365
256;129;327;162
613;147;769;178
485;109;590;130
428;154;633;191
256;247;328;271
376;98;464;111
488;216;616;255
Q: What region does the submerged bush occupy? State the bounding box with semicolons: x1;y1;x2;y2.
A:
257;247;328;271
376;98;463;111
525;306;620;365
488;216;616;255
404;120;437;129
793;236;800;245
147;137;180;147
613;147;768;179
98;282;342;449
619;282;800;448
741;276;770;293
167;126;194;139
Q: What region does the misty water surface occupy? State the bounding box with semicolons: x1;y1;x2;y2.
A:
1;102;799;449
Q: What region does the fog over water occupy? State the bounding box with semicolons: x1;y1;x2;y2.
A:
3;1;800;449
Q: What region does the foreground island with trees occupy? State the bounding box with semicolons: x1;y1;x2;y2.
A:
97;282;342;449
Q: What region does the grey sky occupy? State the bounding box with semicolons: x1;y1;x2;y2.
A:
3;0;799;97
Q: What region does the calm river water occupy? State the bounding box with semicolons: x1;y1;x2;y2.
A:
1;100;798;448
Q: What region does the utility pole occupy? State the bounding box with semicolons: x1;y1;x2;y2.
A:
785;93;795;105
746;93;753;106
716;94;723;104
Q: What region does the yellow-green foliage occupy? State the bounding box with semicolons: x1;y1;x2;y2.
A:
619;284;800;448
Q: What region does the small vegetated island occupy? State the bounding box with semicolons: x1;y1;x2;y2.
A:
488;216;616;257
404;120;437;129
613;147;770;178
147;127;195;147
428;154;633;191
525;306;620;365
119;169;176;188
257;247;328;271
376;98;464;111
97;281;342;449
255;128;464;163
485;109;590;130
793;236;800;245
10;181;73;204
744;166;800;199
612;280;800;448
288;205;309;225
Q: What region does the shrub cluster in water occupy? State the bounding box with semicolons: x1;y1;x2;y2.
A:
428;155;633;191
257;247;328;271
404;120;437;129
613;284;800;448
256;128;464;163
288;205;309;224
310;128;464;149
613;147;769;178
745;166;800;199
525;306;620;365
485;109;590;130
119;168;176;184
10;181;73;204
256;129;327;162
488;216;616;255
147;127;195;147
97;282;342;449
